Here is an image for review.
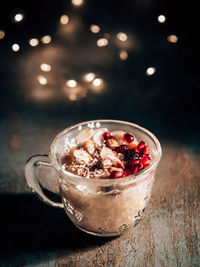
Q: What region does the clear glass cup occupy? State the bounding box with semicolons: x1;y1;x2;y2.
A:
25;120;162;237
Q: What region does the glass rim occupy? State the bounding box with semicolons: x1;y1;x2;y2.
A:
49;119;162;185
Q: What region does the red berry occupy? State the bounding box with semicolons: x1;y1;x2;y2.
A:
115;161;125;169
137;141;146;152
110;171;123;179
123;133;134;143
115;145;129;154
125;159;140;169
103;132;112;140
142;145;150;155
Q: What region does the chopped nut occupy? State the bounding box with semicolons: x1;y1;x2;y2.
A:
73;149;92;164
128;143;137;149
109;167;123;172
106;138;119;148
83;140;96;155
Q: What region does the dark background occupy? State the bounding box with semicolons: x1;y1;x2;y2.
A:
0;0;199;265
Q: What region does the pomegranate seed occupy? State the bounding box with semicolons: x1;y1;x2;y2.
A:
110;171;123;179
132;164;140;174
137;141;146;152
140;155;151;168
115;144;129;154
142;145;150;155
125;159;140;169
103;132;112;140
123;133;134;143
116;161;125;169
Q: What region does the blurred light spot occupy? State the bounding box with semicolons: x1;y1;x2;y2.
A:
167;34;178;43
84;73;95;82
66;79;77;88
37;75;47;85
60;15;69;25
119;50;128;60
14;13;24;22
72;0;84;6
146;67;156;76
117;32;127;42
40;63;51;72
69;94;77;101
93;78;103;87
29;38;39;47
97;38;108;47
158;15;166;23
12;43;20;52
90;24;100;33
0;30;5;39
96;122;101;128
41;35;51;44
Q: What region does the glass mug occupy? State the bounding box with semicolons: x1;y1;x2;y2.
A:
25;120;162;237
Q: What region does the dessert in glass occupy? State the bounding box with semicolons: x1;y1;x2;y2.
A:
25;120;162;237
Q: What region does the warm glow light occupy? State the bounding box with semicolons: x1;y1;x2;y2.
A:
40;63;51;72
167;34;178;43
37;75;47;85
97;38;108;47
69;94;77;101
90;24;100;33
119;50;128;60
12;43;20;52
66;79;77;88
0;30;5;39
93;78;102;87
71;0;84;6
117;32;128;42
158;15;166;23
84;73;95;82
14;13;24;22
41;35;51;44
146;67;156;76
29;38;39;47
60;15;69;25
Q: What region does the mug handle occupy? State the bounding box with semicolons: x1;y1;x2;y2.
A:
25;154;64;208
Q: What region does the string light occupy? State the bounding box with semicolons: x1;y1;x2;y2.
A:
66;79;77;87
0;30;5;39
71;0;84;6
40;63;51;72
167;34;178;43
90;25;100;33
37;75;47;85
12;43;20;52
60;15;69;25
29;38;39;47
41;35;51;44
92;78;102;87
14;13;24;22
146;67;156;76
84;73;95;82
158;15;166;23
119;50;128;60
97;38;108;47
117;32;127;42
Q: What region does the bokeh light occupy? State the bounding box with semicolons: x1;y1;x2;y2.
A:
71;0;84;6
97;38;108;47
158;15;166;23
41;35;51;44
146;67;156;76
117;32;128;42
167;34;178;43
29;38;39;47
84;73;95;82
37;75;47;85
40;63;51;72
60;15;69;25
66;79;77;88
0;30;5;39
119;50;128;60
14;13;24;23
12;43;20;52
90;24;100;33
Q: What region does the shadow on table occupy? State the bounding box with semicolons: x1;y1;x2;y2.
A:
0;193;114;263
